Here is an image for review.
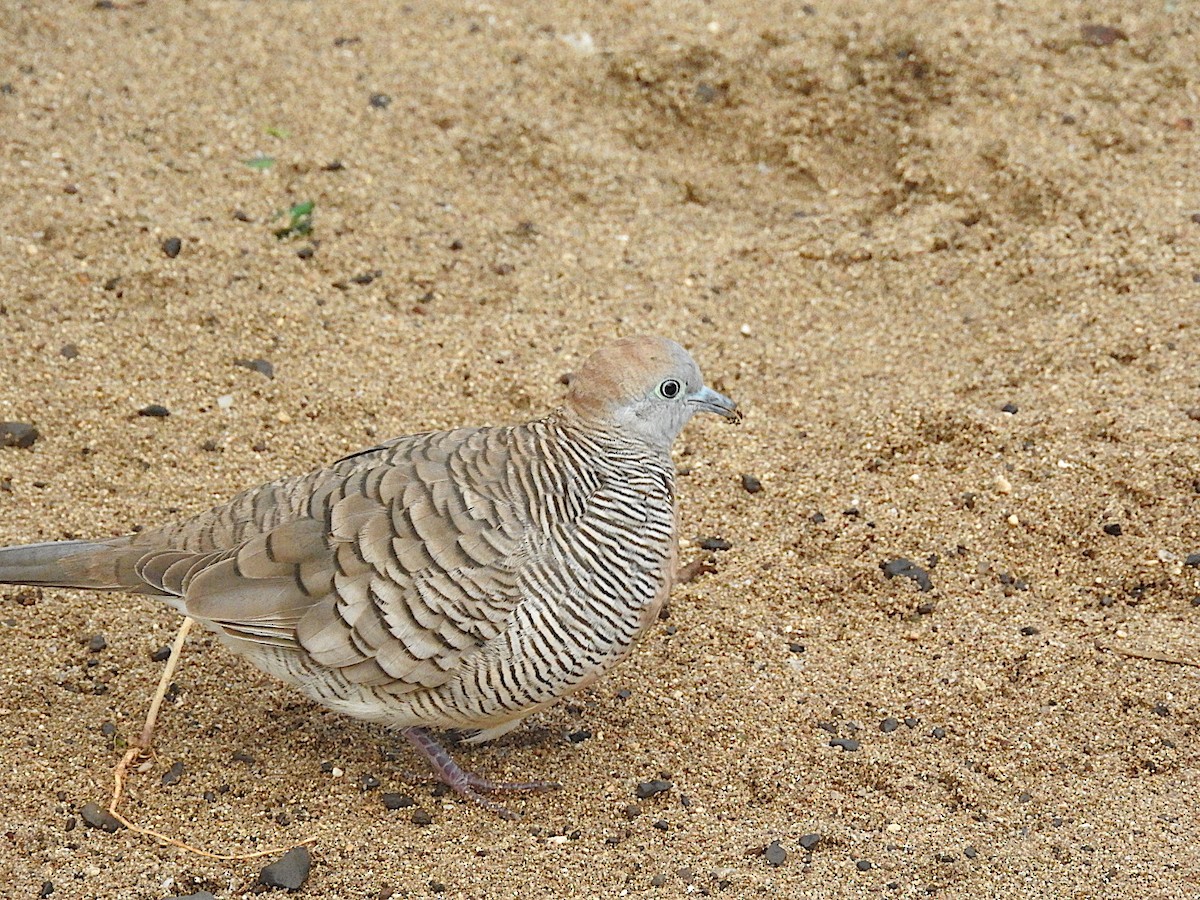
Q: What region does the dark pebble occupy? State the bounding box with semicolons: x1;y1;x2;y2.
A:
1020;626;1039;636
161;237;182;258
161;761;185;785
964;846;978;859
351;270;381;285
412;809;433;826
100;721;116;738
818;721;838;734
937;853;956;863
698;537;731;551
167;894;216;900
1018;792;1032;803
449;239;464;251
615;689;632;700
652;819;669;831
568;728;592;743
880;717;899;733
636;779;673;799
741;474;763;494
1001;402;1018;414
650;873;668;887
904;717;920;728
258;845;311;891
916;602;935;615
809;512;826;524
799;833;821;851
360;773;381;791
86;634;107;652
0;421;39;449
1185;553;1200;567
137;404;170;418
830;738;860;752
1103;523;1123;536
60;343;79;359
429;882;446;894
322;159;345;171
1153;704;1170;717
764;839;787;866
234;358;275;379
150;645;172;662
855;859;873;872
381;792;414;810
623;803;642;820
80;801;125;832
39;881;53;897
931;727;947;739
296;245;314;259
1080;23;1127;46
788;642;805;653
880;557;933;592
232;750;255;764
369;92;392;108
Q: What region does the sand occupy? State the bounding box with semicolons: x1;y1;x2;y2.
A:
1;1;1198;897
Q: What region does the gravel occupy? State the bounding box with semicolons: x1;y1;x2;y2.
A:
881;557;934;591
636;779;673;799
0;421;39;449
764;839;787;866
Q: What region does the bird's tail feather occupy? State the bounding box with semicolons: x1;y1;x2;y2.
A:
0;538;144;591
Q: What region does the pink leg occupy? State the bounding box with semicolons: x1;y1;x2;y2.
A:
402;727;559;820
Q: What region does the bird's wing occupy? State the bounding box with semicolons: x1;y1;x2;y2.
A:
137;426;540;692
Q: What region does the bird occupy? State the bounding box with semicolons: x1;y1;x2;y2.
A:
0;335;737;818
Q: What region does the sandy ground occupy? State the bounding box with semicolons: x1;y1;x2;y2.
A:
1;1;1198;897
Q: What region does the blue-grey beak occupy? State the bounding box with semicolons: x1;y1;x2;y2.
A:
689;385;739;420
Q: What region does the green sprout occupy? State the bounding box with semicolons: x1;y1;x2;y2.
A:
243;155;276;170
273;200;315;240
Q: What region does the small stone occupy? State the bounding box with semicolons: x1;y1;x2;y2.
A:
80;801;125;832
1020;626;1039;636
381;793;414;810
615;688;632;700
150;645;172;662
1103;523;1123;536
568;729;592;743
86;634;107;652
166;892;216;900
855;859;873;872
1185;553;1200;567
788;642;806;653
429;882;446;894
161;761;185;785
296;245;314;260
880;717;899;733
0;422;39;449
636;779;673;799
931;727;947;740
904;717;920;728
830;738;860;752
412;809;433;826
359;773;381;791
369;92;392;108
161;237;182;258
741;474;763;494
916;602;936;615
964;846;978;859
652;819;669;831
764;839;787;866
100;721;116;738
1100;595;1116;608
799;833;821;851
880;557;933;592
258;845;311;891
39;881;53;897
623;803;642;820
650;873;669;887
137;404;170;418
809;512;826;524
60;343;79;359
698;537;732;551
1018;792;1032;803
1153;704;1170;717
1001;402;1018;414
937;853;957;863
234;358;275;379
1080;23;1127;46
351;270;381;285
232;750;255;764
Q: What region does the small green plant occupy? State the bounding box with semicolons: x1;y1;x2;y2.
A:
273;200;315;239
265;125;291;139
243;155;275;170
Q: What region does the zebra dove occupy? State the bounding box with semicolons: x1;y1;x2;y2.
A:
0;336;737;817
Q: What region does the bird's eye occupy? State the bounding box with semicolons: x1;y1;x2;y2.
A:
658;379;682;399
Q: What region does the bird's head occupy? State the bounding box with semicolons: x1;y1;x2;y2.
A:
564;336;738;450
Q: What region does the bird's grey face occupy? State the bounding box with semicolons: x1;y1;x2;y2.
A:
567;336;738;450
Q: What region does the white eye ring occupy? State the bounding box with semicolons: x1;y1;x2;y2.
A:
658;379;682;399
